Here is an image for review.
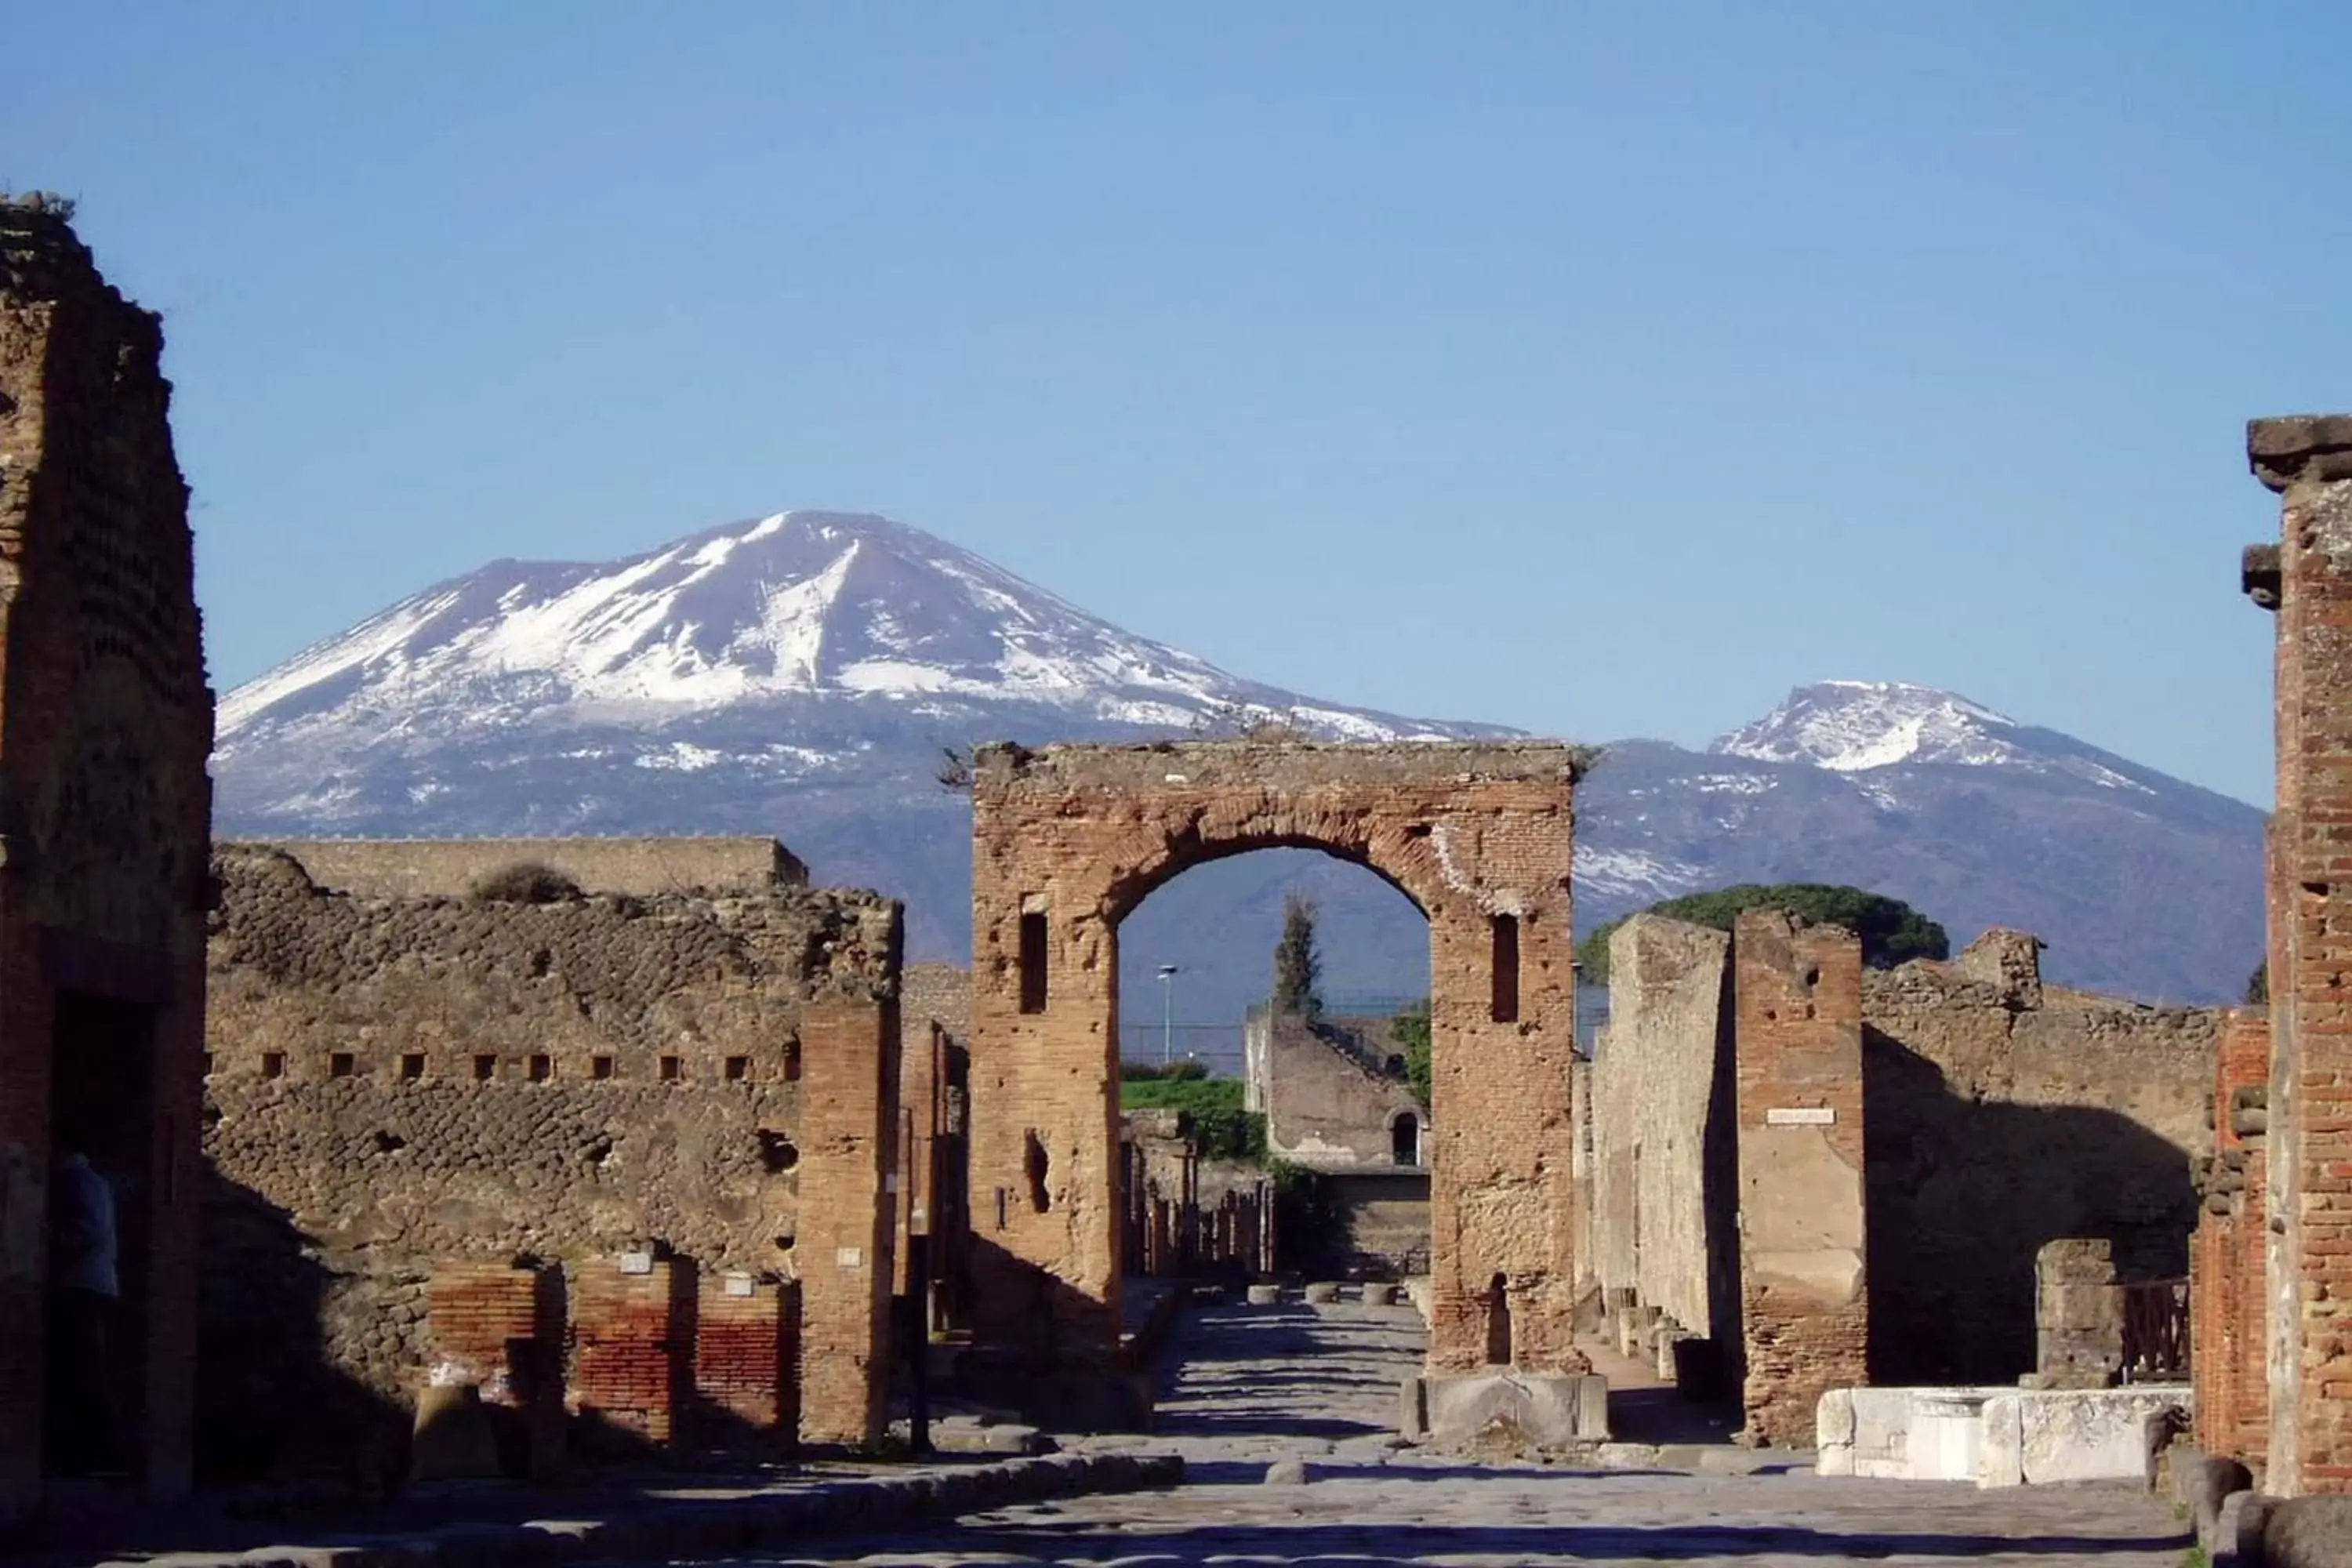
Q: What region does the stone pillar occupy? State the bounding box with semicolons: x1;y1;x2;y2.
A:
793;991;900;1448
2251;414;2352;1494
2034;1238;2122;1388
2195;1009;2271;1467
1733;909;1867;1448
424;1261;565;1476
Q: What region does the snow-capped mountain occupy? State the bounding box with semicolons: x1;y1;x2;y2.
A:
219;510;1486;757
212;512;2267;1016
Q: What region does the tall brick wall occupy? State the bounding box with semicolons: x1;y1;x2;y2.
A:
2194;1010;2271;1469
2249;413;2352;1494
256;837;804;899
1733;910;1867;1447
970;740;1590;1390
1861;931;2214;1385
200;842;902;1465
0;198;216;1522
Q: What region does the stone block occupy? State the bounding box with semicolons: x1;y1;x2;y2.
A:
2263;1497;2352;1568
1246;1283;1283;1306
1363;1283;1400;1307
1304;1282;1341;1305
1978;1393;2024;1489
1906;1391;1991;1482
1401;1371;1609;1449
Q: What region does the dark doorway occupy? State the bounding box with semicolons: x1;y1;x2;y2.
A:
1392;1112;1420;1167
44;989;159;1482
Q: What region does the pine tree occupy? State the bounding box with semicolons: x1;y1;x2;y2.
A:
1272;891;1323;1018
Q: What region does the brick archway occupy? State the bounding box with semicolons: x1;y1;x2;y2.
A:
967;739;1592;1416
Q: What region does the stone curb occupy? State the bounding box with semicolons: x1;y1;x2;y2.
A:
107;1452;1186;1568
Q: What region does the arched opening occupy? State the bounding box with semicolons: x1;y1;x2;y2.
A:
1391;1112;1421;1168
1116;845;1433;1287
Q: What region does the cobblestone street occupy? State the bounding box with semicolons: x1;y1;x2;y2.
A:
711;1298;2192;1568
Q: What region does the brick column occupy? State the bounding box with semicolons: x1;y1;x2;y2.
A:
792;993;897;1448
572;1258;691;1447
426;1260;564;1474
1733;909;1867;1447
2195;1010;2271;1466
2252;414;2352;1494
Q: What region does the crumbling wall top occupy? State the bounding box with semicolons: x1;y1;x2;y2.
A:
972;738;1595;796
2249;414;2352;493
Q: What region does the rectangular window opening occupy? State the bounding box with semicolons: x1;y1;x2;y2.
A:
261;1051;286;1080
473;1054;497;1082
528;1054;552;1083
1017;910;1048;1014
659;1055;682;1083
1490;913;1521;1025
724;1055;750;1083
591;1054;615;1080
328;1052;355;1078
398;1053;425;1081
200;1053;215;1077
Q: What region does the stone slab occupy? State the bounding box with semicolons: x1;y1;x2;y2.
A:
1400;1371;1610;1449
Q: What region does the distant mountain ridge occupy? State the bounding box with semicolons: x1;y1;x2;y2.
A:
212;512;2266;1020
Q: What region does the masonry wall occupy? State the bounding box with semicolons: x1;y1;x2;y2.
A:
2194;1010;2270;1471
970;739;1589;1392
1861;930;2214;1385
1590;915;1734;1345
252;837;804;900
0;198;216;1523
1245;1010;1425;1168
199;842;902;1467
1733;910;1867;1448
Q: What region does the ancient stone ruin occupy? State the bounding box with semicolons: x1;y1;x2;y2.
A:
0;194;216;1525
1584;913;2216;1448
200;839;906;1471
966;739;1599;1443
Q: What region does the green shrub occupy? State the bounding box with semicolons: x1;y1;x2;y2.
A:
1577;882;1947;985
1120;1076;1267;1163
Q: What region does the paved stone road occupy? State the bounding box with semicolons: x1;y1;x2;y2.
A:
717;1298;2192;1568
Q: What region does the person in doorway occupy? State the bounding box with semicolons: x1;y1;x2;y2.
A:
46;1137;123;1477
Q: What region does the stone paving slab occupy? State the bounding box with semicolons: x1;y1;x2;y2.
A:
728;1467;2190;1566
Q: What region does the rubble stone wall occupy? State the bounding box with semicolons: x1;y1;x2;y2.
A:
200;842;901;1464
250;837;804;900
1861;931;2213;1385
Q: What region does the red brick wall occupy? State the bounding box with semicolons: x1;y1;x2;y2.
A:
1733;909;1867;1447
2194;1011;2270;1467
692;1276;797;1449
425;1261;564;1475
572;1258;691;1447
967;742;1590;1384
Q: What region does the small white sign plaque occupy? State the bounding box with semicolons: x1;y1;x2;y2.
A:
1766;1107;1835;1126
619;1250;655;1275
836;1246;865;1269
724;1272;756;1298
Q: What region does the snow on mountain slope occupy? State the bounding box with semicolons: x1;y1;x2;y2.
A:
216;510;1491;760
1710;681;2156;793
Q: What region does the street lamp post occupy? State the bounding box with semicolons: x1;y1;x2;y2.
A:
1157;964;1180;1067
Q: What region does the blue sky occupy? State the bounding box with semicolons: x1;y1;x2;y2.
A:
5;4;2335;804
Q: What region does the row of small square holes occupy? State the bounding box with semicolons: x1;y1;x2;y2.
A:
216;1053;766;1083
